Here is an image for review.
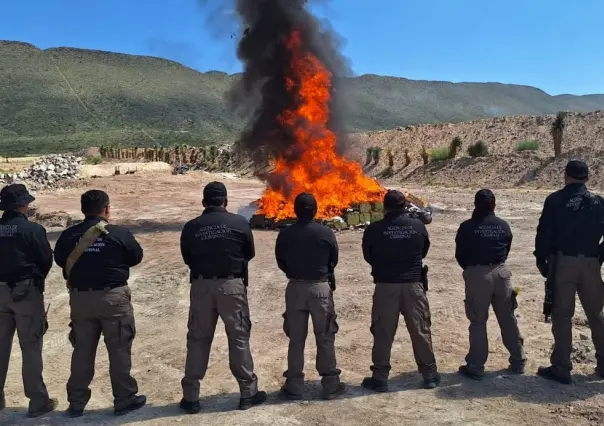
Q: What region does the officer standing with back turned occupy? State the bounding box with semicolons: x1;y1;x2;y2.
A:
275;192;345;401
0;184;57;417
179;182;266;413
54;190;146;417
455;189;526;380
361;189;440;391
534;160;604;384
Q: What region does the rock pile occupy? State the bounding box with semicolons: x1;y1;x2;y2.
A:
0;155;82;188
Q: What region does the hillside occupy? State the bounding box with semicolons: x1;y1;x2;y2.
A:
350;111;604;188
1;40;604;156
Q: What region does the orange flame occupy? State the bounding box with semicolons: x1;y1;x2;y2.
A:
257;30;385;220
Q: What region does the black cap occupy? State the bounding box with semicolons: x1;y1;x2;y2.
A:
565;160;589;180
294;192;317;221
384;189;406;210
0;184;35;211
474;189;495;206
203;181;227;200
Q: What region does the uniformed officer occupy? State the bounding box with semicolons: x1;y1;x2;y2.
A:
0;184;57;417
455;189;526;380
179;181;266;413
534;160;604;384
54;190;145;417
275;192;345;400
361;189;440;391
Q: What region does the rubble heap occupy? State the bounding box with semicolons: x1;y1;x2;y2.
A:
0;155;83;188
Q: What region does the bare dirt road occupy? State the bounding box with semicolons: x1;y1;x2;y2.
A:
3;172;604;425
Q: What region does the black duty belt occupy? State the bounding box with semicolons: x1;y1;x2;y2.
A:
197;275;243;280
558;251;598;258
467;262;503;267
71;282;127;292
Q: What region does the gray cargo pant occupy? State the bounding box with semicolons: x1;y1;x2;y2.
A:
282;280;341;396
463;264;526;374
0;282;50;412
370;282;437;381
67;285;139;411
550;254;604;377
181;277;257;401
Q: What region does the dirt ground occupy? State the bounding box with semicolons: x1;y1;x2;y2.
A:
0;156;40;173
3;171;604;426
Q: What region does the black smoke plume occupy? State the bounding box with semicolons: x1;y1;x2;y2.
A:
220;0;351;168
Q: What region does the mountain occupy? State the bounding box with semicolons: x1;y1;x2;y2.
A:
1;40;603;156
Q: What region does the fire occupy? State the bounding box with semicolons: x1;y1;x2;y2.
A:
257;30;385;220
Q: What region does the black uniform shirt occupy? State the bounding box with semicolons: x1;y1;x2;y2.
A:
0;210;53;284
455;211;512;269
275;221;338;281
54;216;143;289
362;211;430;283
534;183;604;261
180;206;254;280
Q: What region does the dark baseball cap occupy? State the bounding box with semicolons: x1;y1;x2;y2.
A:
294;192;317;220
203;181;227;200
474;189;495;205
0;184;35;211
565;160;588;180
384;189;406;210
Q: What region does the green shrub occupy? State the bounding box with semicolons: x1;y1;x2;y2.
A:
515;140;540;152
449;136;462;159
372;147;382;163
467;141;489;157
430;146;450;162
84;156;103;165
365;148;374;164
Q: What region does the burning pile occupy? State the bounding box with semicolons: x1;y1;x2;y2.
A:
230;0;386;222
254;31;385;220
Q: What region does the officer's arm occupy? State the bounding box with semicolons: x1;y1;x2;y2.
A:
244;223;255;261
29;225;54;278
53;230;69;269
534;195;555;262
180;223;192;267
421;223;430;259
361;227;372;265
598;196;604;263
328;229;339;268
454;224;467;269
506;223;513;256
275;230;287;273
122;228;143;267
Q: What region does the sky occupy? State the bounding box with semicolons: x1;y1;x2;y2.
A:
1;0;603;95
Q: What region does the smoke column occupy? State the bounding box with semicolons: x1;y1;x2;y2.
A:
226;0;351;166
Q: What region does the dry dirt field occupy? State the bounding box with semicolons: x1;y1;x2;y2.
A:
3;171;604;426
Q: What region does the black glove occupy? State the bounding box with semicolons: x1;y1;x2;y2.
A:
536;258;548;278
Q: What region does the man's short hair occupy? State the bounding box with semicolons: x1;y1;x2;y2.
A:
81;190;110;216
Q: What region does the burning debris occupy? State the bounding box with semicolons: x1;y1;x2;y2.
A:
238;189;433;231
230;0;386;221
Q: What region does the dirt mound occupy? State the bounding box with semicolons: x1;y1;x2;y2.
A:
395;147;604;189
349;110;604;172
401;151;547;188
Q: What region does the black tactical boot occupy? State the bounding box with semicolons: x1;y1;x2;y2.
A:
27;398;58;418
278;386;303;401
537;366;571;384
361;377;388;392
114;395;147;416
322;383;346;400
0;393;5;411
423;373;441;389
66;405;84;418
179;398;201;414
459;365;484;381
239;391;267;410
508;363;525;374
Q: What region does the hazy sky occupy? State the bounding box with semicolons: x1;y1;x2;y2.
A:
2;0;603;95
